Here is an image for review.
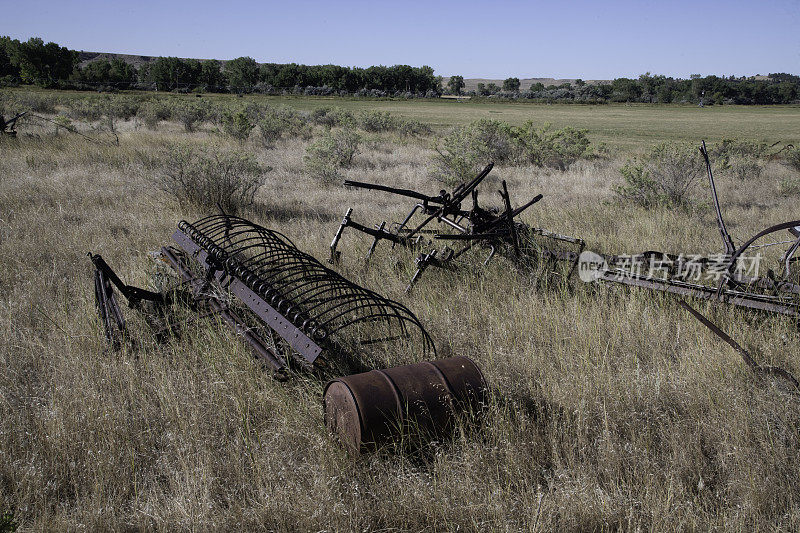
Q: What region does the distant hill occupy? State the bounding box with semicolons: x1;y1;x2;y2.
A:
77;51;220;68
458;77;610;90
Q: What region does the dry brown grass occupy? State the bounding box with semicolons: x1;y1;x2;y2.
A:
2;96;800;531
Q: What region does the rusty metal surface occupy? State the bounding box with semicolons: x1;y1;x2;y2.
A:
90;215;435;378
323;356;488;453
678;300;799;390
161;246;288;374
175;216;436;361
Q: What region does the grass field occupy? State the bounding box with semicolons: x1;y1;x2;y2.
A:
259;96;800;150
2;88;800;530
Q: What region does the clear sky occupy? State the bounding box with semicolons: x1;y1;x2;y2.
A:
3;0;798;79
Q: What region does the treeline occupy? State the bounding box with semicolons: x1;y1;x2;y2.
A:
1;36;799;104
0;36;441;97
465;73;800;105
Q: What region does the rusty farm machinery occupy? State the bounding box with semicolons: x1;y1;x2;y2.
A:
91;214;487;451
329;162;585;292
330;146;800;319
90;141;800;452
581;142;800;318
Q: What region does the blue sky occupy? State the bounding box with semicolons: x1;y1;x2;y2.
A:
3;0;798;79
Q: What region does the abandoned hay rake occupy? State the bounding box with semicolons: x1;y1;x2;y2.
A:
329;162;585;291
92;214;435;376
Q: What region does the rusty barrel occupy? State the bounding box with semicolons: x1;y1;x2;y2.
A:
323;356;487;452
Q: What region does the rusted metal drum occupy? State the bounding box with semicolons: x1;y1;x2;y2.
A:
323;356;488;453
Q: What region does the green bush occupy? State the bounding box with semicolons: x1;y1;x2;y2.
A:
104;95;140;120
156;144;267;214
432;119;516;185
398;119;433;136
13;92;58;114
711;138;769;167
304;127;361;182
310;106;355;128
0;511;17;533
66;98;104;121
138;100;172;130
614;142;704;207
257;106;312;147
221;109;254;142
513;122;591;170
173;100;207;132
725;156;763;180
780;178;800;196
786;147;800;172
358;110;399;132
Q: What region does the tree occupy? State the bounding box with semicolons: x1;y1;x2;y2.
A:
0;36;20;78
198;60;225;90
12;37;77;86
77;58;135;87
143;57;198;91
611;77;642;102
503;77;520;92
225;56;259;92
447;75;464;95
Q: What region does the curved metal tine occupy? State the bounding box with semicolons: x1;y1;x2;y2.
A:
781;234;800;279
394;204;424;236
196;217;299;253
281;274;375;304
197;215;239;249
235;241;313;276
312;293;422;334
209;227;294;257
323;308;435;355
268;272;358;304
309;292;407;328
300;289;401;322
250;260;334;294
219;235;307;274
206;216;300;249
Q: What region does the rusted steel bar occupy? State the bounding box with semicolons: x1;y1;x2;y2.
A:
161;246;288;374
700;140;736;256
678;300;799;390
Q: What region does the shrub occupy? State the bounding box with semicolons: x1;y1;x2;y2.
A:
614;142;704;207
310;106;355;128
257;106;312;147
398;119;433;137
358;110;399;132
432;119;516;185
222;109;254;142
513;122;591;170
0;510;18;533
13;92;57;114
139;100;171;130
786;147;800;172
173;101;207;132
105;96;141;120
304;127;361;182
66;98;104;121
725;156;763;180
156;144;267;214
780;178;800;196
711;138;769;167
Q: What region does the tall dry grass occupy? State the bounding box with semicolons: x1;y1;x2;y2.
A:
1;103;800;531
